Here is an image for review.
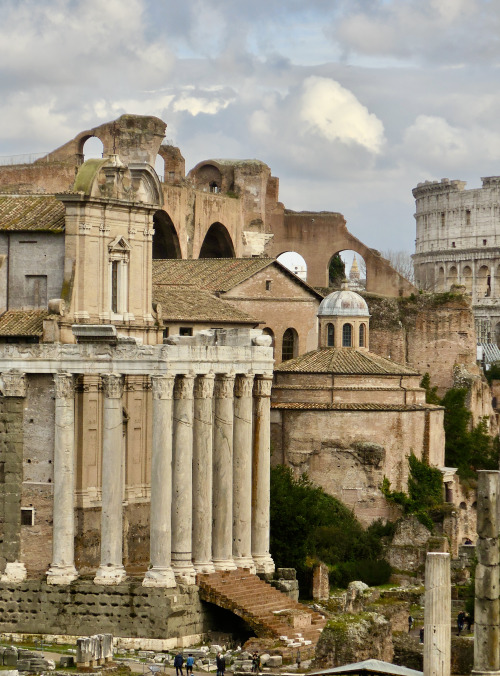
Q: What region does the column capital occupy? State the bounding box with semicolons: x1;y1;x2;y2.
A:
102;373;123;399
194;373;215;399
151;374;175;400
214;373;235;399
253;374;273;398
54;372;75;400
1;370;26;398
174;374;195;399
234;373;254;398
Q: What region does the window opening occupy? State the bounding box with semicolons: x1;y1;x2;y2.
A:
21;508;34;526
327;323;334;347
359;323;366;347
342;323;352;347
179;327;193;336
282;328;296;361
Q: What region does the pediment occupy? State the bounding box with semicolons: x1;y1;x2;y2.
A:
108;236;131;252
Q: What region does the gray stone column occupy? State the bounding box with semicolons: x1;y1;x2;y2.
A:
424;552;451;676
213;374;237;571
251;374;275;574
473;470;500;676
171;374;196;584
94;373;126;585
233;374;255;571
192;374;215;573
143;375;176;587
47;373;78;584
0;371;27;583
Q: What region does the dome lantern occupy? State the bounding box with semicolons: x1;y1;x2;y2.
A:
318;281;370;350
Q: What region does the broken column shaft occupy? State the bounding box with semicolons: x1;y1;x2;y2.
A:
424;552;451;676
473;470;500;676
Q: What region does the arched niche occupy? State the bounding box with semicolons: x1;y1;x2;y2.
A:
329;250;366;290
80;136;104;162
277;252;307;281
199;222;235;258
447;265;458;290
153;211;182;259
462;266;473;294
478;265;491;297
195;164;222;193
282;328;298;362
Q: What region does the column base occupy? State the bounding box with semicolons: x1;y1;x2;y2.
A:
46;563;78;585
234;557;256;574
94;564;127;585
142;566;177;588
1;562;27;583
172;563;197;585
253;554;275;575
213;558;238;572
193;561;216;574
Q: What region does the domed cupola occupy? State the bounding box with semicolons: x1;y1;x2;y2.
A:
318;280;370;350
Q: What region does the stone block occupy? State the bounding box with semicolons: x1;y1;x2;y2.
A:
59;656;75;667
3;648;18;666
276;568;296;580
266;656;282;667
312;562;329;601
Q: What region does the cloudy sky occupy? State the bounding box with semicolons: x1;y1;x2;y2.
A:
1;0;499;254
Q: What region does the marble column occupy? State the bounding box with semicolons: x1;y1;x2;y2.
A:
192;374;215;573
251;374;275;574
143;374;176;587
212;374;237;571
424;552;451;676
171;374;196;584
47;373;78;584
233;374;255;571
0;371;27;584
473;470;500;676
94;373;126;585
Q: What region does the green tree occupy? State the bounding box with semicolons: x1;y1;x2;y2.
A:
420;373;440;405
328;254;345;288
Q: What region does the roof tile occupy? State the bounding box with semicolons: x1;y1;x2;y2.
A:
275;348;419;375
153;285;257;323
0;310;48;336
0;195;65;232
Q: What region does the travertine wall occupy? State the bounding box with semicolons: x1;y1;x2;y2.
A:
271;407;444;525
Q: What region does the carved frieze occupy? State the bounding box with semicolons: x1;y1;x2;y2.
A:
214;374;235;399
151;374;175;400
101;373;123;399
54;372;75;400
194;373;215;399
1;371;26;398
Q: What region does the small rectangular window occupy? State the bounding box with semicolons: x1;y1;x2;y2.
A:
466;209;471;225
265;280;272;291
483;239;487;245
21;508;34;526
111;261;118;313
179;327;193;336
163;327;169;343
441;212;445;227
452;242;456;248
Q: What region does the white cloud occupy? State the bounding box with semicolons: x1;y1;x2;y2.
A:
299;77;385;153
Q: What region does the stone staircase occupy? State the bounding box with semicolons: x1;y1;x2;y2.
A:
197;569;327;659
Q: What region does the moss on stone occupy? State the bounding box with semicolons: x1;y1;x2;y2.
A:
73;159;108;195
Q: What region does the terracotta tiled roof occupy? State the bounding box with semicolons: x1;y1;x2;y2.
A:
0;195;65;232
274;348;419;375
153;285;258;324
271;402;436;412
153;258;275;290
152;258;323;297
0;310;48;336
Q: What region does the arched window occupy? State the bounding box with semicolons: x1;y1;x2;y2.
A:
342;323;352;347
359;323;366;348
327;323;335;347
282;328;297;362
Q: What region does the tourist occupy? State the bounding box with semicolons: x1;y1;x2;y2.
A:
186;653;194;675
465;613;473;632
419;627;424;644
216;652;226;676
457;610;466;635
408;615;414;633
252;652;260;673
174;652;184;676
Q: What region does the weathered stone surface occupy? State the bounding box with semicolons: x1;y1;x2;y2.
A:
312;563;329;602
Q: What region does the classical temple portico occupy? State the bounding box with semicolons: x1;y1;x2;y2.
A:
0;330;275;586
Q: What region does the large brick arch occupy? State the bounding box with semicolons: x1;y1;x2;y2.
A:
198;222;235;259
268;211;416;296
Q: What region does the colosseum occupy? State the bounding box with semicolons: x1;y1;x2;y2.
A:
412;176;500;345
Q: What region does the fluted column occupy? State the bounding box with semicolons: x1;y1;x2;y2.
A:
47;373;78;584
192;374;215;573
171;374;196;584
233;374;255;571
473;470;500;676
424;552;451;676
212;374;237;571
143;375;176;587
94;373;126;585
252;374;275;574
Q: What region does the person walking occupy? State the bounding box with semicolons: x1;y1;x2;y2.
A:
252;652;260;674
457;610;466;635
186;654;194;675
216;652;226;676
174;652;184;676
408;615;414;633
